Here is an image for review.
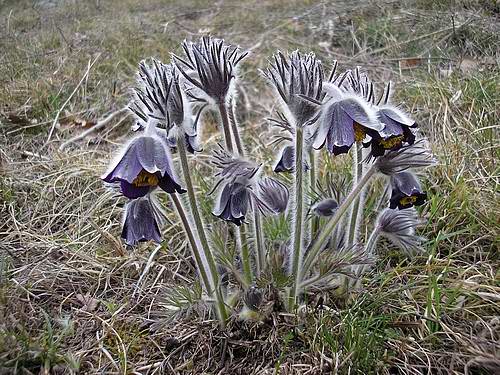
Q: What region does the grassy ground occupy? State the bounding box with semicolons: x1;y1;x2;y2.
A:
0;0;498;374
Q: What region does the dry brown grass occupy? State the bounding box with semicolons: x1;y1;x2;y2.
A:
0;0;498;374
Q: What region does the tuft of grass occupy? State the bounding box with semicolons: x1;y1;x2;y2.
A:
316;302;393;374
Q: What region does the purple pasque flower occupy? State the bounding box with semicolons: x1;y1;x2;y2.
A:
375;208;425;254
102;130;185;199
311;198;338;217
344;71;417;157
121;194;164;246
364;82;418;157
213;181;253;226
389;171;427;210
211;146;264;225
313;84;384;155
258;177;289;214
264;51;332;127
173;35;248;104
273;144;310;173
368;105;417;157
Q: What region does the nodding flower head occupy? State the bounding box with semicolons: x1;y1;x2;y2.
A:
368;105;417;157
312;198;338;217
389;171;428;210
258;177;290;214
375;208;425;254
130;59;199;141
102;132;186;199
173;35;248;104
121;194;164;246
313;89;383;155
361;82;418;157
374;139;437;175
274;145;309;173
264;51;327;127
211;145;260;184
213;181;252;226
211;146;262;226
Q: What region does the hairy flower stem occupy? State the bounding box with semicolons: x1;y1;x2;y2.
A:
364;226;381;257
309;150;319;238
227;98;265;282
238;224;252;285
289;126;305;310
228;98;245;156
354;226;380;277
217;101;234;153
253;203;265;277
177;136;228;326
220;99;254;284
171;193;211;292
302;166;376;276
347;144;365;247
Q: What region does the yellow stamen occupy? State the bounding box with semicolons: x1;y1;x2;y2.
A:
132;169;159;187
353;123;366;143
399;195;417;206
379;135;404;149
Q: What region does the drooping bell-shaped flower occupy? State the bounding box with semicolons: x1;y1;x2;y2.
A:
273;145;309;173
389;171;427;209
345;77;418;157
121;195;164;246
211;146;262;225
313;84;384;155
357;81;417;157
367;105;417;157
102;131;185;199
264;51;328;127
258;177;289;214
173;36;248;104
312;198;338;217
213;181;251;226
375;208;425;254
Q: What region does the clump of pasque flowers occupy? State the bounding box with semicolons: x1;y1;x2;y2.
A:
100;36;436;327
